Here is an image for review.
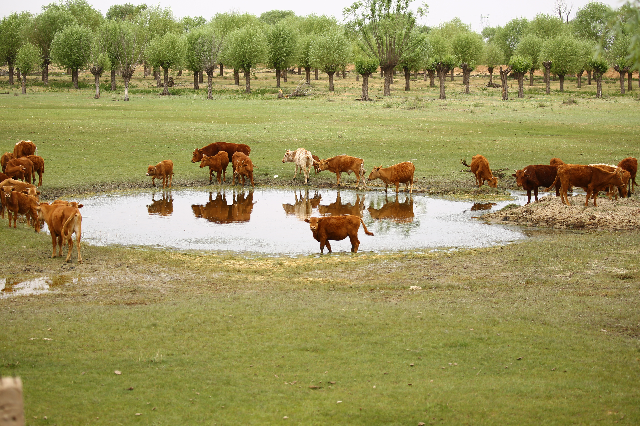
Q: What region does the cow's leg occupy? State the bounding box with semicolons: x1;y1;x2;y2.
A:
65;236;73;262
336;173;341;186
325;240;332;253
293;165;299;180
76;227;82;263
350;234;360;253
395;182;400;194
534;187;539;202
50;234;57;258
151;176;156;187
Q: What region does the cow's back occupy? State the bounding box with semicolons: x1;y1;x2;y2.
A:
14;140;36;158
525;165;558;188
389;162;415;183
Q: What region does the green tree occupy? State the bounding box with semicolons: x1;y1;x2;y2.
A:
427;29;456;99
574;39;595;88
196;24;226;100
115;20;146;101
588;56;609;97
572;2;613;46
452;30;484;94
27;6;76;84
509;54;532;97
213;12;260;78
106;3;147;21
89;49;110;99
15;43;41;94
355;56;379;100
398;31;427;91
146;32;186;95
266;21;298;88
50;23;93;89
97;20;121;91
310;28;350;92
436;18;470;81
61;0;103;30
296;15;338;82
185;27;208;90
493;18;529;63
514;34;543;85
344;0;422;96
541;35;581;91
483;42;505;86
0;12;32;85
527;13;566;39
224;23;267;93
608;31;632;94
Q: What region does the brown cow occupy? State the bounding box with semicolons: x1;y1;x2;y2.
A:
547;164;628;206
617;157;637;197
588;164;631;201
282;148;315;184
4;188;40;231
312;154;321;174
462;155;498;188
36;202;83;263
512;165;560;204
304;214;374;253
4;164;27;181
191;142;251;164
1;152;15;172
549;157;565;167
232;152;254;187
13;140;36;158
27;155;45;186
200;152;229;184
6;158;33;184
317;155;366;188
146;160;173;189
0;179;38;218
368;161;415;194
0;172;8;182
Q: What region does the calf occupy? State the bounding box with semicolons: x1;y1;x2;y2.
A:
146;160;173;189
512;165;560;204
13;140;36;158
617;157;637;197
462;155;498;188
36;202;83;263
232;152;254;187
200;152;229;184
4;188;40;231
312;154;321;174
1;179;38;218
27;155;45;186
304;214;374;253
368;161;415;194
282;148;314;184
1;152;15;172
317;155;366;189
548;164;627;206
6;158;33;184
191;142;251;164
4;164;27;181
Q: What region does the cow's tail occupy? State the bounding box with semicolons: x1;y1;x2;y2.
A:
461;158;471;168
546;175;559;192
62;212;80;240
360;218;374;236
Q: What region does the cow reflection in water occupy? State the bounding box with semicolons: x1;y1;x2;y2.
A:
470;202;496;211
147;192;174;216
318;191;366;217
368;195;414;223
192;191;255;223
282;190;322;220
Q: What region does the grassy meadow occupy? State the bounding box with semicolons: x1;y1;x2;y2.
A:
0;67;639;425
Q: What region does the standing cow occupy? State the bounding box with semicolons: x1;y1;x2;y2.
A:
547;164;627;206
282;148;314;184
317;155;366;189
368;161;415;194
191;142;251;166
617;157;637;197
36;202;83;263
200;152;229;184
232;152;254;187
462;155;498;188
512;165;560;204
146;160;174;189
304;214;374;253
13;140;36;158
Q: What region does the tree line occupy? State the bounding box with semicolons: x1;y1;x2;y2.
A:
1;0;639;100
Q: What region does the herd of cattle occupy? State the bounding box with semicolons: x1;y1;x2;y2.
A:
1;139;638;257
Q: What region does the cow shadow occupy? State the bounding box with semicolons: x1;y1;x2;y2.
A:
147;191;174;216
368;194;415;223
318;191;366;217
282;189;322;220
192;190;255;223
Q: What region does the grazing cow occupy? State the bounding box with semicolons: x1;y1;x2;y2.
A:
312;154;321;174
6;158;33;184
547;164;628;206
4;188;40;231
512;165;560;204
304;214;374;253
368;161;415;194
26;155;45;186
617;157;637;197
191;142;251;165
13;140;36;158
36;202;83;263
461;155;498;188
232;152;254;187
588;164;631;200
317;155;366;188
1;152;15;172
282;148;314;184
368;196;414;223
146;160;173;189
200;152;230;184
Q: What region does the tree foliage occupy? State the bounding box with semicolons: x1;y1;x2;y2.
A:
541;34;581;90
15;43;41;93
572;2;613;45
27;6;76;83
0;12;32;85
146;32;186;94
493;18;529;62
224;23;267;93
50;23;93;88
310;28;350;91
266;21;298;87
106;3;148;21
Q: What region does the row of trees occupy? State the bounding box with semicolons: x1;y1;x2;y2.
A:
1;0;639;100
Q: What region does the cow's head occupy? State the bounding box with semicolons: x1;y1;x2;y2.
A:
368;166;382;181
304;217;320;232
199;155;210;168
282;150;294;163
191;148;203;163
146;165;156;176
317;159;329;171
488;176;498;188
550;158;564;167
512;169;524;187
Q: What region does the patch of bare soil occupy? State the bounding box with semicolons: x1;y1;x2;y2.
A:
483;195;640;230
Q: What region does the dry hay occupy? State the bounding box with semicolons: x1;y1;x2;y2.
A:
483;195;640;230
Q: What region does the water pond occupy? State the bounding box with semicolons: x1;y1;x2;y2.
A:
62;188;528;255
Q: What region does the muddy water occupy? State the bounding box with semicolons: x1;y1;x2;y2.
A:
63;188;527;255
0;276;77;298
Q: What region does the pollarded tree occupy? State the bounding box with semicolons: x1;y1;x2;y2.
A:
509;54;532;98
574;39;595;88
483;42;504;87
213;12;260;78
297;15;339;81
185;26;208;90
452;30;484;94
297;35;315;84
608;32;632;94
398;31;427;91
116;20;147;101
572;1;614;46
355;56;379;100
224;23;268;94
97;20;121;91
89;49;110;99
0;12;32;86
589;56;609;97
194;23;225;100
310;28;350;92
15;43;41;94
427;30;456;99
344;0;423;96
493;18;529;63
540;35;581;91
146;32;187;96
50;24;93;89
514;34;543;86
266;21;298;88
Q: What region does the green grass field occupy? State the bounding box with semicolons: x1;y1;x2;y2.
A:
0;68;639;425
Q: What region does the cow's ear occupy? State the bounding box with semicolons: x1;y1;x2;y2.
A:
304;218;310;223
77;204;84;208
511;173;516;177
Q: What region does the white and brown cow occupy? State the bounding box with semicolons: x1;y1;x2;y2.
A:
282;148;314;184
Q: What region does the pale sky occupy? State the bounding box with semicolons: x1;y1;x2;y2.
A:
1;0;627;32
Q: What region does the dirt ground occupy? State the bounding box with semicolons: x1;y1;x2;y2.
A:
483;194;640;230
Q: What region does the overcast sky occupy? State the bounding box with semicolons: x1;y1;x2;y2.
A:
1;0;627;32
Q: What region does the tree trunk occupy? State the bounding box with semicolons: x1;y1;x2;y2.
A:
206;70;214;100
283;69;288;82
219;63;224;76
244;69;251;93
587;70;592;85
21;75;27;94
543;61;552;95
500;66;511;101
298;66;301;75
42;62;49;85
529;69;534;86
423;69;428;81
627;71;633;92
111;68;116;91
276;69;281;88
328;72;335;91
314;68;319;80
199;71;203;84
517;72;524;98
234;68;239;85
596;73;603;98
8;64;14;85
404;67;410;91
72;68;79;89
94;74;100;99
305;67;311;84
558;74;565;91
122;66;134;101
436;68;447;100
576;71;583;88
449;68;454;81
193;73;199;90
461;64;471;94
16;69;21;82
124;77;130;101
616;69;625;94
162;67;169;95
382;67;393;96
361;74;370;101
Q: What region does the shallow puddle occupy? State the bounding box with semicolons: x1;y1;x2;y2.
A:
55;188;529;255
0;276;76;298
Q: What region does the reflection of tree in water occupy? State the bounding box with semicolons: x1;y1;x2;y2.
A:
368;194;420;236
147;191;173;216
318;191;366;217
191;191;255;223
282;189;322;220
